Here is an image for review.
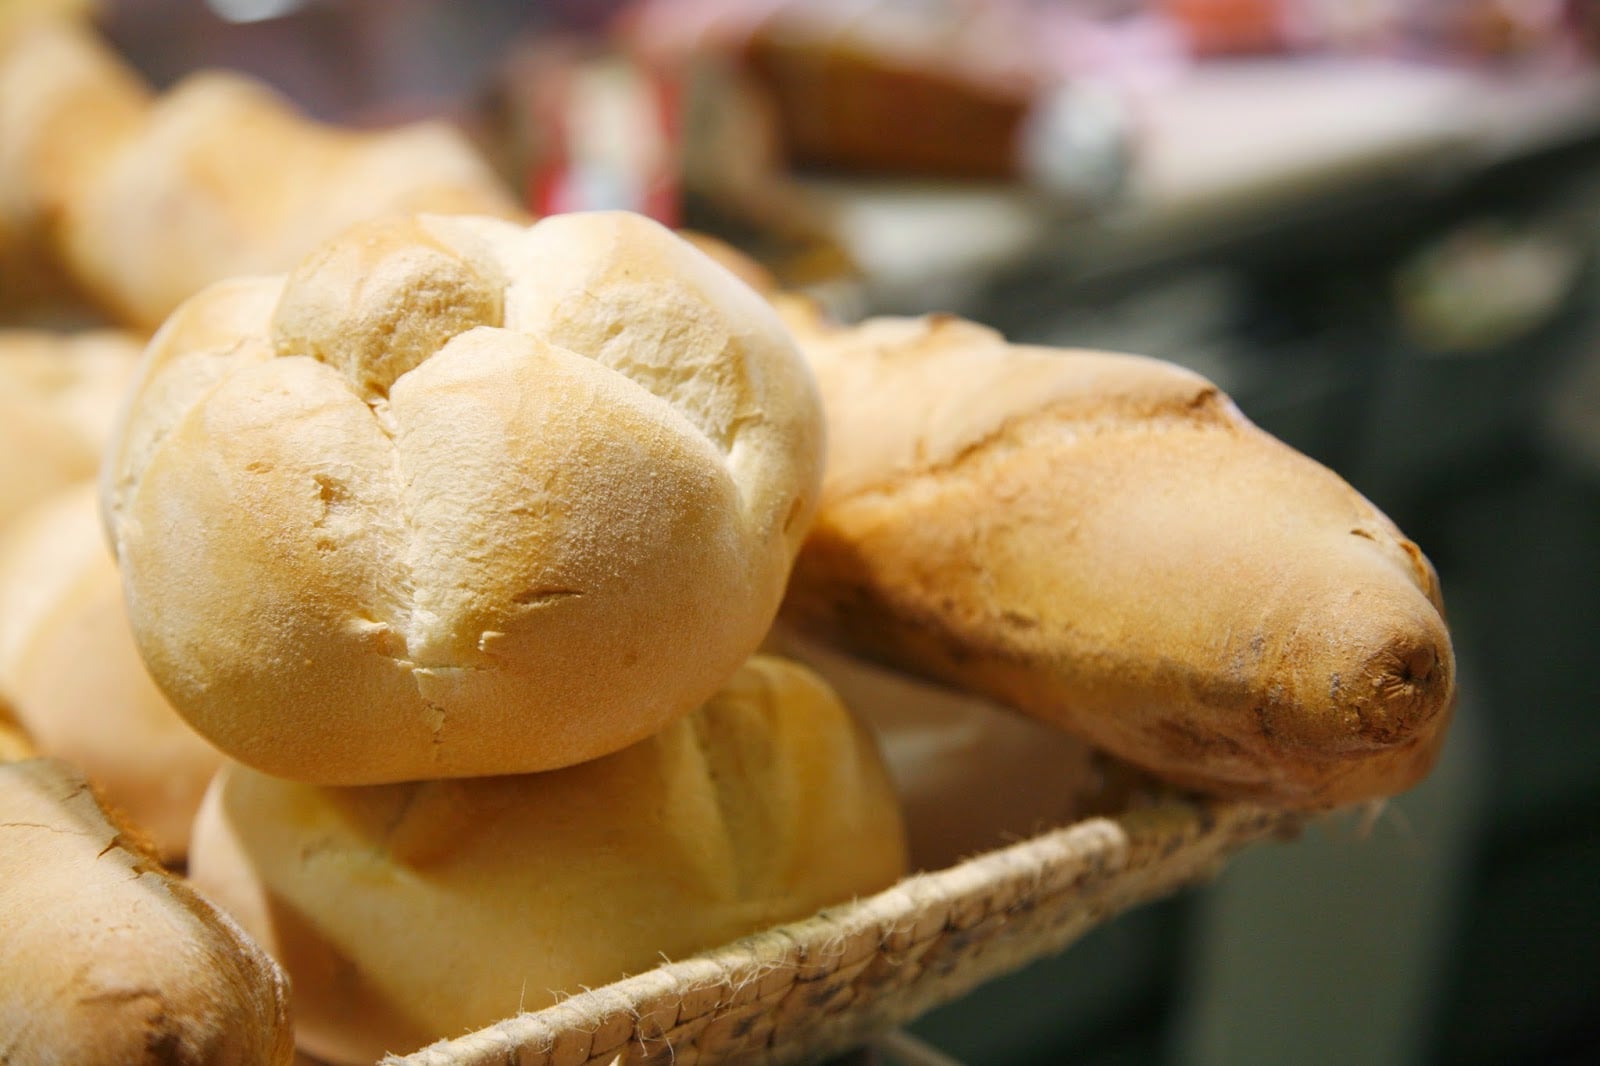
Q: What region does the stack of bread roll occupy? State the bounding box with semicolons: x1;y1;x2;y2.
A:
0;13;1460;1064
96;210;908;1062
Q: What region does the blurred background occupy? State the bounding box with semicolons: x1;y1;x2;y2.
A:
68;0;1600;1062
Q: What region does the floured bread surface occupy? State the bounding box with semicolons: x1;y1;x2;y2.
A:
783;313;1456;808
188;656;906;1064
60;71;524;328
103;211;824;784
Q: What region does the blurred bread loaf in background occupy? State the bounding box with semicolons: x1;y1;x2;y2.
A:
0;15;522;329
0;328;140;529
0;484;221;861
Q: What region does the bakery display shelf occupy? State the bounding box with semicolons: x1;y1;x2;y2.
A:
388;798;1303;1066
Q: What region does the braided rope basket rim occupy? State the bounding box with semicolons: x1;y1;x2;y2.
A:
386;799;1303;1066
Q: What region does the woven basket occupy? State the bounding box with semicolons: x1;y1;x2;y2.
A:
387;799;1303;1066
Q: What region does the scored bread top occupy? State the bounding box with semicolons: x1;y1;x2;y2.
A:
102;211;824;785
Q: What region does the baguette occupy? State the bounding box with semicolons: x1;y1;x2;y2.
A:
779;309;1455;808
0;758;294;1064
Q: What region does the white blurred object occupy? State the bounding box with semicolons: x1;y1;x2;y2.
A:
206;0;303;24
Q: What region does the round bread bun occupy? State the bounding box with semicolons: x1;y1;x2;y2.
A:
102;210;825;785
0;483;221;861
0;328;141;530
188;655;907;1064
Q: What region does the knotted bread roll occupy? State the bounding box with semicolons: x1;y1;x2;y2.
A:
103;211;824;785
189;655;907;1064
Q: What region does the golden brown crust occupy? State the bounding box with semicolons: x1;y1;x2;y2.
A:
188;656;906;1064
782;314;1455;808
103;212;824;784
0;758;294;1065
0;484;221;860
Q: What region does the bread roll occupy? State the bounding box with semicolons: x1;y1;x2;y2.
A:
103;211;824;784
188;655;906;1064
780;310;1455;808
0;328;141;529
0;757;294;1064
0;19;521;328
0;484;221;861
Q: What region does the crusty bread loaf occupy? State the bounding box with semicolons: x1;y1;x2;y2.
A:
0;328;141;529
0;484;221;861
0;757;294;1064
779;309;1455;808
0;18;521;328
188;655;906;1064
103;211;824;785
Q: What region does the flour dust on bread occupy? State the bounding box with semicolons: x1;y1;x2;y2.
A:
103;211;825;785
781;310;1455;808
188;655;906;1064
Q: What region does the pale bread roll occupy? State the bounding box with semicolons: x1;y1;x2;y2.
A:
104;211;824;784
0;328;141;529
780;310;1455;808
188;655;907;1064
0;758;294;1064
0;484;221;861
